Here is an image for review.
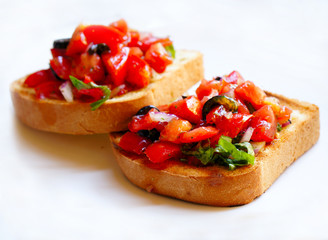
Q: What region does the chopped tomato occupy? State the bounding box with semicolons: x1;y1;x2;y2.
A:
128;30;140;47
144;43;173;73
196;79;222;100
236;97;250;114
224;70;244;84
50;56;72;80
102;47;130;86
169;96;202;124
138;34;172;53
66;24;88;56
24;69;56;87
51;48;66;58
129;47;143;57
71;53;105;83
145;141;182;163
75;88;104;103
160;119;192;143
110;83;132;97
179;126;219;143
109;19;128;34
119;131;151;155
35;81;63;100
234;80;266;109
128;109;163;132
126;55;151;88
276;105;292;124
250;105;277;142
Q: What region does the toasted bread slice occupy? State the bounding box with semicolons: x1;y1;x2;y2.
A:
10;50;203;134
109;92;319;206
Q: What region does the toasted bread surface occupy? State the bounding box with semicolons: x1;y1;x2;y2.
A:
10;50;203;134
110;92;320;206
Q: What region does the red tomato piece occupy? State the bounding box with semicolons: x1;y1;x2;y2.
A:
196;79;222;100
145;141;182;163
179;126;219;143
35;81;63;100
234;80;266;109
144;43;173;73
118;131;152;155
126;55;151;88
236;97;250;114
224;70;244;84
102;47;130;86
66;24;88;56
169;96;202;124
128;30;140;47
277;105;292;124
160;119;192;143
138;34;172;53
75;88;104;103
128;109;161;132
129;47;143;57
51;48;67;58
109;19;128;34
250;105;277;142
24;69;55;87
71;53;105;83
50;56;72;80
83;25;127;53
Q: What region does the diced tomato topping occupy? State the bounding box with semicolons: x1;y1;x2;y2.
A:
145;141;182;163
24;69;56;87
169;96;202;124
196;79;222;100
126;55;151;88
276;105;292;124
102;47;130;86
51;48;66;58
250;105;277;142
138;34;172;53
236;97;250;114
66;24;88;56
128;109;163;132
129;47;143;57
128;30;140;47
224;70;244;84
50;56;72;80
71;53;105;83
119;131;152;155
179;126;219;143
35;81;63;100
160;119;192;143
144;43;173;73
109;19;128;34
234;80;267;109
74;88;104;103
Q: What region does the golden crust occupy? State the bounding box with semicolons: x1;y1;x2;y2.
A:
10;50;204;134
109;92;320;206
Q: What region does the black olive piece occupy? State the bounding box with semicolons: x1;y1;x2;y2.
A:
135;105;160;116
181;95;188;99
202;95;238;120
137;129;160;141
53;38;71;49
88;43;110;55
214;76;222;81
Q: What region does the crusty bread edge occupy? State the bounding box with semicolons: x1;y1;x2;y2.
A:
109;93;320;206
10;50;204;134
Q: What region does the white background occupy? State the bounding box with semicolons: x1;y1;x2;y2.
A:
1;0;328;239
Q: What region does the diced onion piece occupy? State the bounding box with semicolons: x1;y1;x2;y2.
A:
59;81;73;102
149;111;177;123
240;127;254;143
251;141;266;154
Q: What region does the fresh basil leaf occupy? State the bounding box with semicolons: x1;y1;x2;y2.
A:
277;123;282;132
165;44;176;59
69;76;90;90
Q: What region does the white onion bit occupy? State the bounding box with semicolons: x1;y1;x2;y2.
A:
251;141;266;154
149;112;177;123
240;127;254;143
59;81;74;102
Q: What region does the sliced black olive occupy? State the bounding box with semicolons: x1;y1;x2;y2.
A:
202;95;238;120
135;105;160;116
88;43;110;55
53;38;71;49
214;76;222;81
137;129;160;141
181;95;188;99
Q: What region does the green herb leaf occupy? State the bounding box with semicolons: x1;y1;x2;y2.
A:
165;44;176;59
277;123;282;132
69;76;90;90
69;75;111;111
